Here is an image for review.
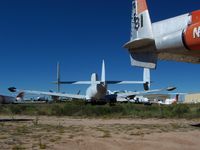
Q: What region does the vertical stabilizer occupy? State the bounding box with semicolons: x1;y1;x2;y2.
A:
124;0;157;69
131;0;153;40
101;60;106;84
143;68;150;90
57;62;61;92
91;73;98;85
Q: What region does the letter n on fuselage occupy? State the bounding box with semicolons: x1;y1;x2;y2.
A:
193;26;200;38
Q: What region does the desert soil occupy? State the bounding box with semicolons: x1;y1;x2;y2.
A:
0;115;200;150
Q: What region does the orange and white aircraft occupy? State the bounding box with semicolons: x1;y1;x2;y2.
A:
124;0;200;69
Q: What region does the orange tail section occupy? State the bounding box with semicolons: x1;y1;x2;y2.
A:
137;0;148;14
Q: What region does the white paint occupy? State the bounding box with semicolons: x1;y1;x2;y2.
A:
193;26;200;38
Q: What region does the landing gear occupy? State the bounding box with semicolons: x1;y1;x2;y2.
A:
85;99;116;106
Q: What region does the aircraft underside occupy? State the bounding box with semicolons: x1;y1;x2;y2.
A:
129;49;200;69
124;0;200;69
158;52;200;64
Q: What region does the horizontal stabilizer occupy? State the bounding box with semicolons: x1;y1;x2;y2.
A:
130;52;157;69
106;81;144;84
56;81;145;85
53;81;100;85
124;38;154;50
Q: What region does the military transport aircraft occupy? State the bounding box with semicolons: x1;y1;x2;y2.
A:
124;0;200;69
8;61;176;104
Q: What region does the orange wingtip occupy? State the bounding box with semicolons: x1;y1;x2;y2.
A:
137;0;148;14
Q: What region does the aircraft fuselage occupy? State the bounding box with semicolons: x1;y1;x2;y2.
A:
86;83;107;102
0;95;16;104
153;11;200;52
125;0;200;69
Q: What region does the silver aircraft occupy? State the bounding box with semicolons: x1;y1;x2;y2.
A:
0;92;24;104
124;0;200;69
8;61;175;104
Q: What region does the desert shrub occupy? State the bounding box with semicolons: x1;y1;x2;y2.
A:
172;104;190;118
1;102;200;119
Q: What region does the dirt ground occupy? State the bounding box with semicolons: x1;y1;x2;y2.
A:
0;115;200;150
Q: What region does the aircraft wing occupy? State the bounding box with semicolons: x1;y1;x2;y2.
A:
117;87;176;98
8;87;86;100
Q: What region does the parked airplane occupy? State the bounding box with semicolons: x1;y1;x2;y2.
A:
54;61;151;92
129;95;149;104
8;61;176;104
0;92;24;104
124;0;200;69
114;94;150;104
107;90;149;104
128;94;180;105
157;94;180;105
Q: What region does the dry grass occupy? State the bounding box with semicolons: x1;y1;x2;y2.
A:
0;116;200;149
0;121;67;149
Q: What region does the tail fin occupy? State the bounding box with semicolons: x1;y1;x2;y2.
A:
91;73;98;85
101;60;106;84
57;62;61;92
130;0;153;41
143;68;150;90
124;0;157;69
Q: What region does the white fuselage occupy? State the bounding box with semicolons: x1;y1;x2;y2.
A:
86;83;107;101
152;13;190;54
158;98;177;105
85;73;107;102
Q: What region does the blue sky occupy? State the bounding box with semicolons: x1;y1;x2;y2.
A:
0;0;200;96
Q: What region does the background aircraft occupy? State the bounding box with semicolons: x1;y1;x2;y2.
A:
8;60;175;104
0;92;24;104
157;95;179;105
54;61;150;93
124;0;200;69
124;93;184;105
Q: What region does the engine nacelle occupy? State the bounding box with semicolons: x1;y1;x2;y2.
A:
184;22;200;50
183;10;200;51
156;10;200;52
155;30;186;52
